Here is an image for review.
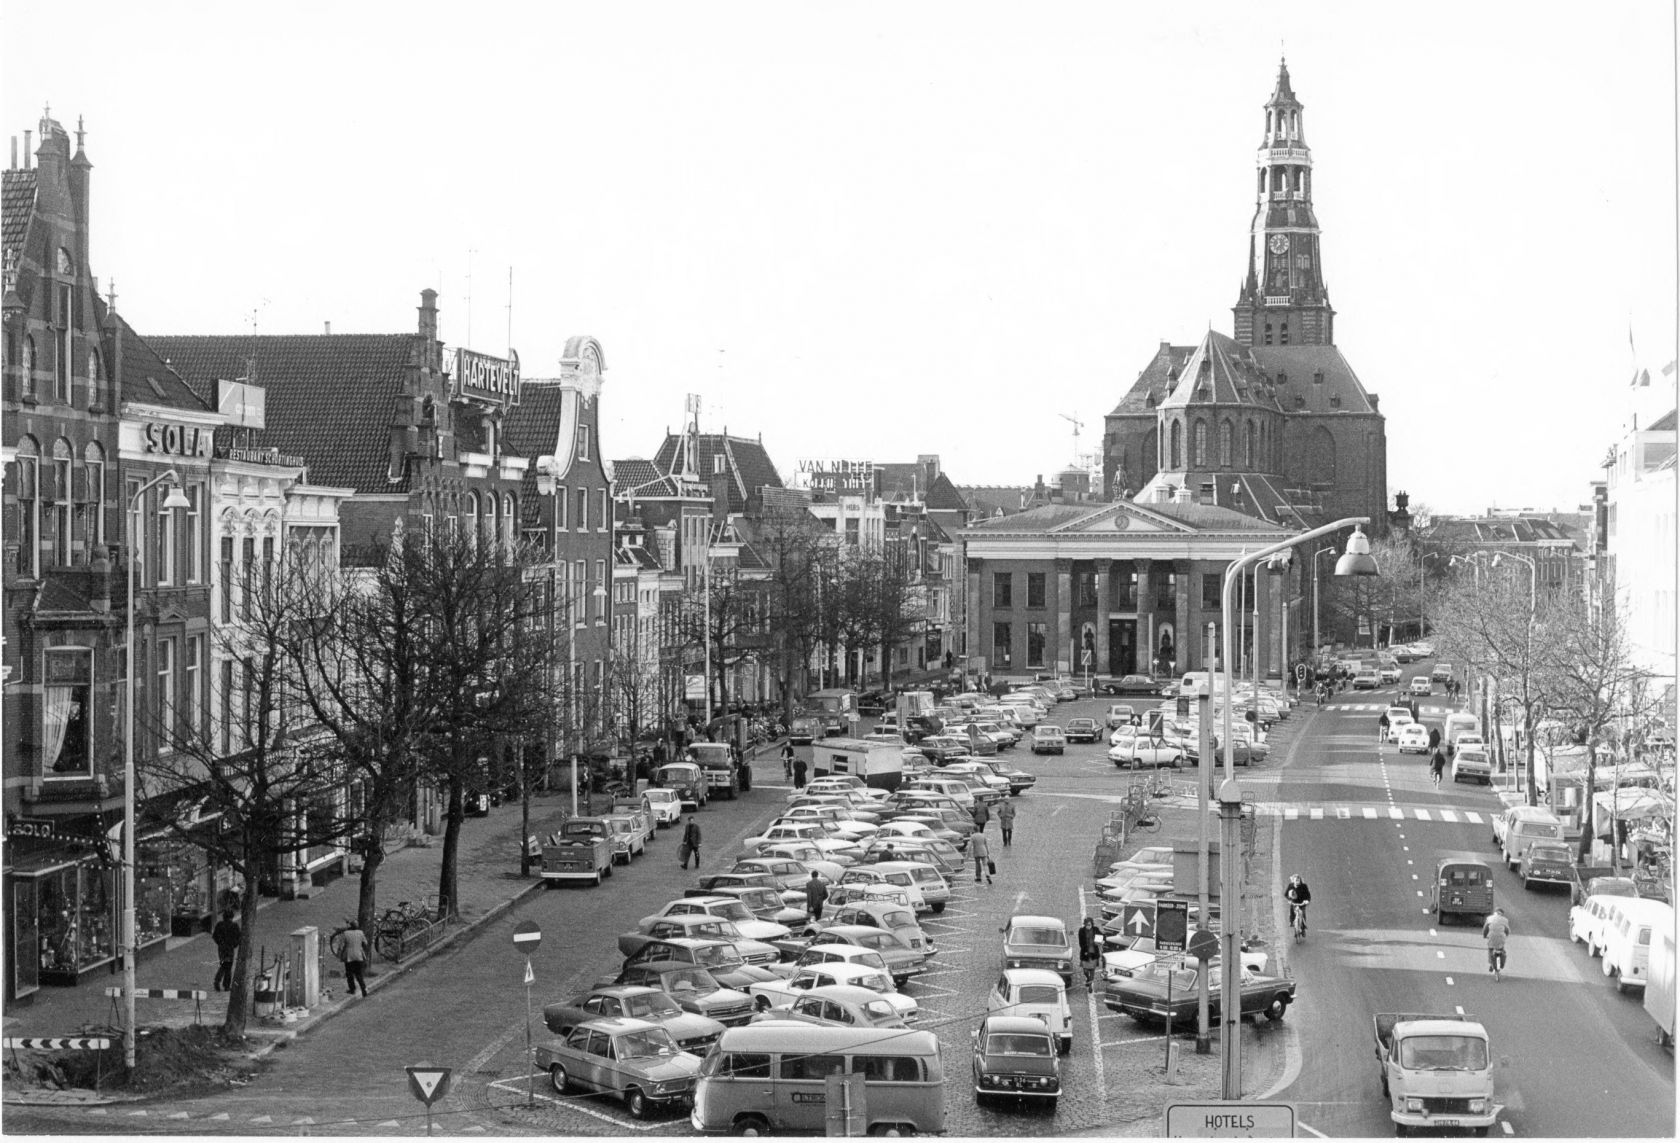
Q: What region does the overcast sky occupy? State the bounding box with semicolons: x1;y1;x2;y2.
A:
3;1;1673;516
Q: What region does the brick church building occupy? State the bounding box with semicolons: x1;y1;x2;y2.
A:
1103;61;1387;531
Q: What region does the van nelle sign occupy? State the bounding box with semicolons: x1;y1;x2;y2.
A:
445;347;521;406
798;458;875;495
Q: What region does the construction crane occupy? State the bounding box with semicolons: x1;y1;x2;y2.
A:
1058;412;1083;462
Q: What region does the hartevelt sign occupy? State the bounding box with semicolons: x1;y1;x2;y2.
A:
445;347;521;406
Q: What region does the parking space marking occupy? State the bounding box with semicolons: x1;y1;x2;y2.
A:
487;1074;663;1131
1362;807;1377;819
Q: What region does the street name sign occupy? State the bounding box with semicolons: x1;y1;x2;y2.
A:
1156;899;1189;952
1165;1101;1296;1137
1121;903;1155;939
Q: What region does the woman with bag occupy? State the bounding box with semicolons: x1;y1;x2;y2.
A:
679;815;703;869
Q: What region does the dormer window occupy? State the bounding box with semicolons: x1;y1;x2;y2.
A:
1277;372;1287;385
713;455;726;476
1329;393;1342;408
1312;372;1324;385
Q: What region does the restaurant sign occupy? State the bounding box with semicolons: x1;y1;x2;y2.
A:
446;347;521;407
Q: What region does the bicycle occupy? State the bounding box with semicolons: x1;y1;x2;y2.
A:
1487;945;1505;982
1291;902;1308;943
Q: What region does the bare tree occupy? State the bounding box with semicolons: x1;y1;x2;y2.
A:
676;564;765;720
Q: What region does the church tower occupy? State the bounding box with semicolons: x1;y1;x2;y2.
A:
1232;61;1335;348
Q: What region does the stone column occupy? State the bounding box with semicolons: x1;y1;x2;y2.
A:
1173;562;1191;677
1134;558;1152;672
967;559;985;676
1094;558;1112;674
1184;561;1204;671
1054;559;1073;674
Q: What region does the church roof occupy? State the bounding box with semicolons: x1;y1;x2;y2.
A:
1268;60;1300;108
149;333;414;493
1249;345;1378;415
1160;331;1284;411
1107;342;1197;418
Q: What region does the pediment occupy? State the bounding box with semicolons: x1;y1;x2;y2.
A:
1050;503;1195;535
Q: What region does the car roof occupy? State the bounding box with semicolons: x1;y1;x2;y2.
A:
1007;914;1067;929
800;984;892;1005
573;1016;662;1034
1001;967;1067;986
981;1014;1056;1035
589;984;662;998
797;961;883;981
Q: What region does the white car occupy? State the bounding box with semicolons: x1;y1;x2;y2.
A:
748;961;918;1021
778;806;879;841
1107;729;1185;768
1384;707;1415;731
836;867;932;914
1394;724;1430;754
639;897;792;944
1570;894;1624;957
987;968;1072;1054
1408;676;1433;696
642;788;683;827
1451;746;1493;784
941;761;1011;796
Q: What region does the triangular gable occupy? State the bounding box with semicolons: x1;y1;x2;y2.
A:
1048;502;1197;535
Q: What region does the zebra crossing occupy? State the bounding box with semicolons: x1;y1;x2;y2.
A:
1254;803;1488;824
1324;703;1458;715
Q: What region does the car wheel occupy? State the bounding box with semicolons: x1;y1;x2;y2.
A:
1603;957;1616;978
868;1124;914;1136
1265;996;1289;1021
549;1064;571;1094
732;1114;772;1136
932;902;946;914
626;1087;648;1119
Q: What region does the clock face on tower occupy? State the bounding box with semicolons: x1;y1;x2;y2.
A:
1267;234;1289;255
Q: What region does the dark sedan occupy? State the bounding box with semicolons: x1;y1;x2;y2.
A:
1098;674;1169;696
535;1017;702;1117
1103;960;1294;1025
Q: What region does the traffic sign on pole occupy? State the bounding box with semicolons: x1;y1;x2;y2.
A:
1187;927;1220;963
1120;903;1155;939
407;1066;452;1105
512;921;541;953
1156;900;1189;952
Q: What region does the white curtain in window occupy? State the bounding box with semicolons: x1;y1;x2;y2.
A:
41;686;75;773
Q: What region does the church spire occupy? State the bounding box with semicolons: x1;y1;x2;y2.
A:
1234;60;1335;348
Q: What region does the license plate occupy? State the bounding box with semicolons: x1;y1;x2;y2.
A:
1434;1120;1461;1127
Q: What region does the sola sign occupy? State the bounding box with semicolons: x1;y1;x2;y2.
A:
446;347;522;406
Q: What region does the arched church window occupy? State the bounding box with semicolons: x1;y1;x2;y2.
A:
1170;421;1182;470
1245;422;1256;469
1219;422;1233;468
1193;421;1208;468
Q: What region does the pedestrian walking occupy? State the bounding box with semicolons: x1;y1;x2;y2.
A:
805;872;829;923
1427;725;1442;753
335;921;370;998
971;798;990;832
781;741;795;780
970;829;994;884
792;757;808;789
1077;917;1102;988
1378;710;1391;743
996;798;1017;847
1430;749;1447;788
211;909;240;992
680;815;703;869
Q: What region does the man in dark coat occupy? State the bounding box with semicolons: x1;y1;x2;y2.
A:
212;910;240;992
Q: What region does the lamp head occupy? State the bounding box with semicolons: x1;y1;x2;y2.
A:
1333;525;1380;577
160;475;191;511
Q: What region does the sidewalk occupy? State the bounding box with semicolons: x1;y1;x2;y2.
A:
2;789;571;1053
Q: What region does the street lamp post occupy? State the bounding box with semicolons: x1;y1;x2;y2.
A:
1493;551;1539;805
1217;518;1377;1097
1310;546;1334;665
124;469;191;1070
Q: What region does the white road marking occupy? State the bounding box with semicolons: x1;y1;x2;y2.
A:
1502;1120;1515;1134
1284;807;1299;820
1309;807;1323;820
1437;950;1446;958
1455;1005;1464;1014
1362;807;1377;819
1411;873;1418;880
1439;810;1459;822
1465;811;1484;824
1414;809;1431;820
489;1075;661;1131
1337;807;1350;819
1079;884;1108;1110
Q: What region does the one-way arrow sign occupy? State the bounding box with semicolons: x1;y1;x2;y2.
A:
406;1066;453;1106
1122;903;1156;938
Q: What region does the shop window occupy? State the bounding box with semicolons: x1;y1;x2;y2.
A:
1027;572;1046;608
37;863;117;981
1026;622;1047;668
40;647;93;778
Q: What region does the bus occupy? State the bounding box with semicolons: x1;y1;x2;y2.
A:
690;1024;943;1136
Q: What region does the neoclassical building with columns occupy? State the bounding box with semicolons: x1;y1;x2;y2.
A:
961;495;1294;682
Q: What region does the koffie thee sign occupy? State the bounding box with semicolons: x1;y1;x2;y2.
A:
445;347;521;406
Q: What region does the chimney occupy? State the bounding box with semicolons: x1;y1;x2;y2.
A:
23;130;31;167
324;321;332;336
9;137;15;168
417;288;439;369
1175;485;1193;504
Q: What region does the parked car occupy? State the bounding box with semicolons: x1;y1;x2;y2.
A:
824;900;933;955
1106;703;1139;729
1409;676;1433;696
1000;914;1075;985
1518;842;1576;891
987;968;1073;1054
1103;960;1295;1025
1064;717;1100;744
771;924;928;987
757;984;908;1030
837;864;937;914
1451;745;1493;784
616;937;782;987
748;960;917;1021
612;961;756;1026
639;896;793;944
1351;670;1381;690
536;1017;702;1117
1099;674;1167;697
643;788;683;828
917;735;973;764
765;941;894;981
972;1014;1061;1109
1107;729;1184;769
1030;726;1067;755
543;986;726;1054
974;757;1037;795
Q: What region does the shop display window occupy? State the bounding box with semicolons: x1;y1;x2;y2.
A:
37;863;116;979
136;870;171;949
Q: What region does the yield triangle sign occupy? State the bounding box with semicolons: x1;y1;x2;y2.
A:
523;958;535;986
407;1066;453;1106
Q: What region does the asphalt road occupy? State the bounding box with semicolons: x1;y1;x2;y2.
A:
1273;679;1676;1138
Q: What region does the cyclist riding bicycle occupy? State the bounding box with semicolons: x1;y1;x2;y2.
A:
1482;907;1510;978
1284;873;1312;934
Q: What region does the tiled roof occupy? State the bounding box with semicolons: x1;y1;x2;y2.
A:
2;168;37;262
1161;332;1285;411
1107;343;1196;418
1650;410;1677;433
924;472;970;512
503;383;566;526
147;333;413;494
616;543;664;571
968;504;1095;531
1134;470;1313;529
957;486;1033;518
122;322;212;412
1141;497;1294;533
650;433;784;513
1248;345;1377;415
610;457;679;498
1425;516;1583;546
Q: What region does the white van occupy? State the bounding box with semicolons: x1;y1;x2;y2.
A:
999;703;1042;728
1601;898;1675;993
691;1024;944;1136
1497;805;1565;869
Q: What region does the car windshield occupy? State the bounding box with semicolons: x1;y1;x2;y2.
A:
625;993;683;1019
1012;926;1067;947
1017;985;1062;1004
1398;1036;1488;1070
714;901;754;922
861;999;898;1022
647;791;677;803
693;945;743;968
663;969;714;992
987;1033;1052;1056
882;910;914;928
618;1028;681;1060
857;972;892;992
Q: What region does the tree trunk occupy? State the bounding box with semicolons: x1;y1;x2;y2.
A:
437;775;465;919
357;846;385;939
221;870;262;1039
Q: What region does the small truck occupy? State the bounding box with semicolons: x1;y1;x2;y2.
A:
540;817;615;886
1373;1012;1501;1135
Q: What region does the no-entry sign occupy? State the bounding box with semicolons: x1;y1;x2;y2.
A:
512;921;541;953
